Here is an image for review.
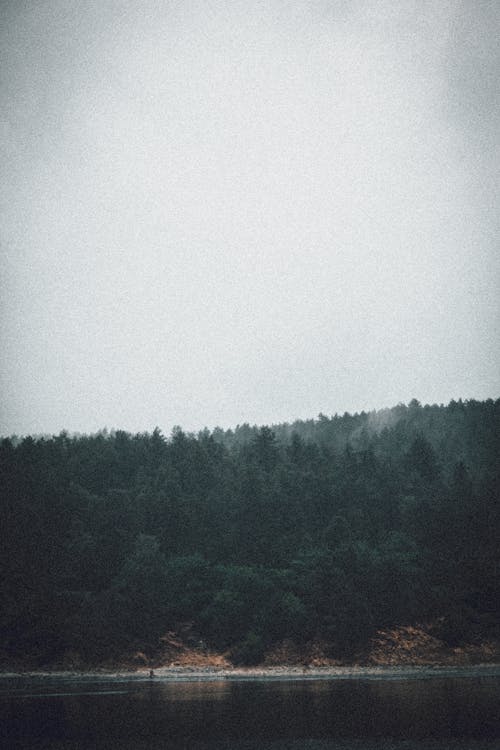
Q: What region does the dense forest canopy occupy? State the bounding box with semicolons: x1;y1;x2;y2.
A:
1;398;499;666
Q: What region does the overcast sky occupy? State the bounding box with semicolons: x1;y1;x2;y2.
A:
1;0;499;436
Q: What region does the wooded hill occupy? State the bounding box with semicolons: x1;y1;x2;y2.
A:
1;398;499;666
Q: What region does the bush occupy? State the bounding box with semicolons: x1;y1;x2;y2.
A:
230;631;265;666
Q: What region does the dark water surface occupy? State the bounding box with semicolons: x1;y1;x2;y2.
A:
1;668;499;749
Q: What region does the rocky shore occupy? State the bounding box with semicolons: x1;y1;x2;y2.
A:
2;663;500;683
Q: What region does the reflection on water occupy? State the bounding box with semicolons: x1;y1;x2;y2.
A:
1;671;499;749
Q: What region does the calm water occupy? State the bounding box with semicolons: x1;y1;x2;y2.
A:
1;668;499;749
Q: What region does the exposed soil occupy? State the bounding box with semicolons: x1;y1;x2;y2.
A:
143;622;500;672
365;624;500;666
159;622;500;670
3;622;499;676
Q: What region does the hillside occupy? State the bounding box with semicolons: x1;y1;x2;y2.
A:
1;398;499;668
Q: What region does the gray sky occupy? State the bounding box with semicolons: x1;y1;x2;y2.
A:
1;0;499;436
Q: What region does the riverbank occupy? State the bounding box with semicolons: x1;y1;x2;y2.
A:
1;663;500;682
2;624;499;677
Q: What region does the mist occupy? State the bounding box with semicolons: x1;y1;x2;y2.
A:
1;0;498;435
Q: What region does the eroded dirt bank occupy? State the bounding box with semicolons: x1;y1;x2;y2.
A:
2;623;500;677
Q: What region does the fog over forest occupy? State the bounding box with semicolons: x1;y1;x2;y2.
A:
1;1;499;436
1;398;499;666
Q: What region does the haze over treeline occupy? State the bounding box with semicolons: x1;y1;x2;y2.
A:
1;1;499;436
1;398;499;666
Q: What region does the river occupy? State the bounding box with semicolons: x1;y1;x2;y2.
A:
1;667;499;749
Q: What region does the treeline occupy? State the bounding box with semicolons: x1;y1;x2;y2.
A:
1;398;499;666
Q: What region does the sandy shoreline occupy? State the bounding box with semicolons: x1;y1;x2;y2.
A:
2;663;500;681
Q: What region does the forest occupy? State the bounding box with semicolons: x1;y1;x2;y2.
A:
1;398;499;667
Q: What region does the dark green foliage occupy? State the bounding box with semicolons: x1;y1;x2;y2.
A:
230;631;265;665
0;398;499;665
